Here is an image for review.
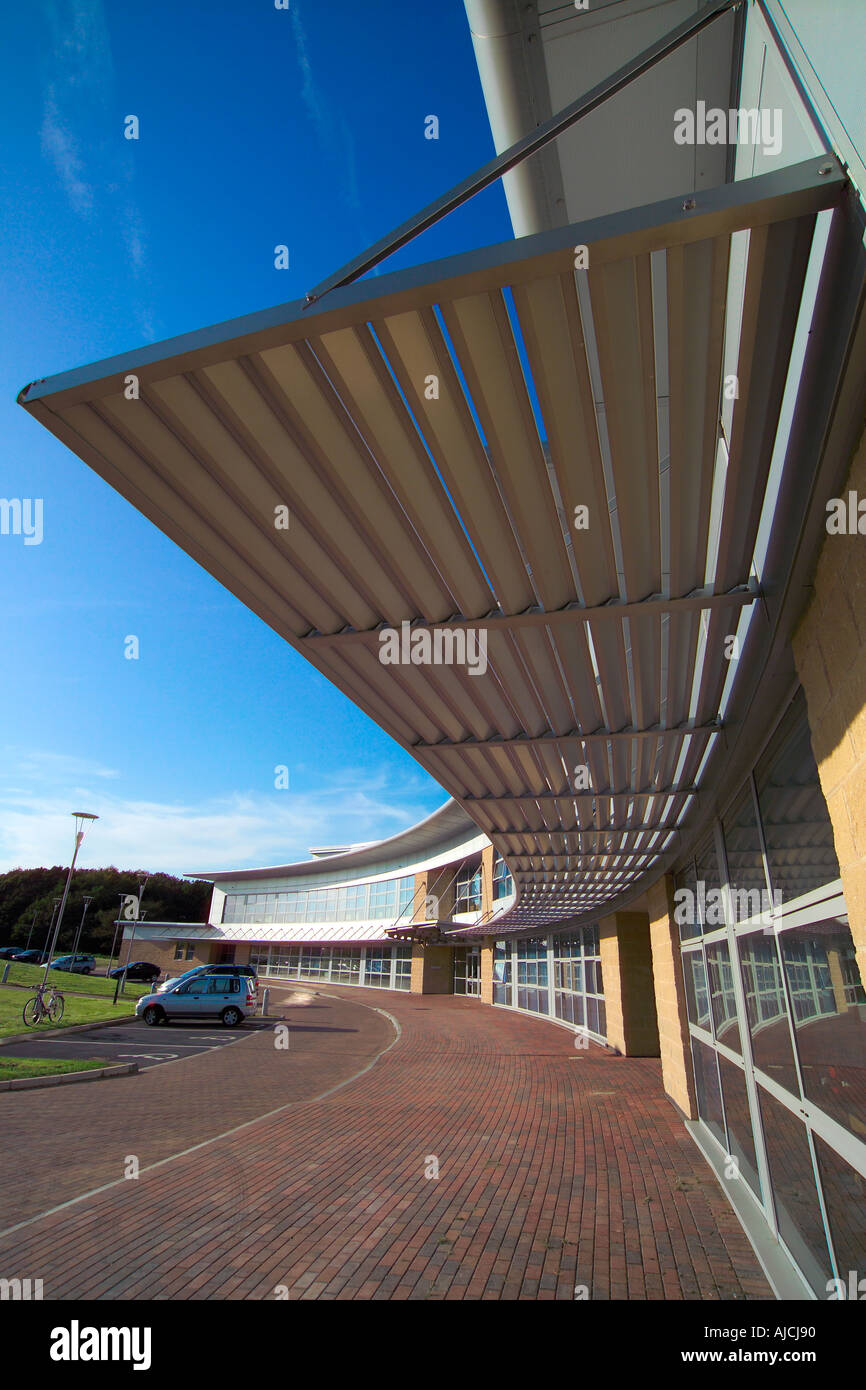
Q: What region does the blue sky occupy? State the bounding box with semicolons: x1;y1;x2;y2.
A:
0;0;511;874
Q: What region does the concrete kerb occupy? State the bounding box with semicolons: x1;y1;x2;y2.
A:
0;1015;138;1047
0;1062;139;1092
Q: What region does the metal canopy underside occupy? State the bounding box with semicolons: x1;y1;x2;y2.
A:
20;158;849;931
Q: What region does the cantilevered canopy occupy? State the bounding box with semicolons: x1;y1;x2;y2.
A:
19;158;851;928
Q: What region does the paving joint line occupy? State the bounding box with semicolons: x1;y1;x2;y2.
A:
0;992;400;1241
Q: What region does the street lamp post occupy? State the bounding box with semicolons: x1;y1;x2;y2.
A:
42;813;99;983
71;895;94;958
43;898;61;957
24;909;39;951
107;895;127;975
115;876;148;1001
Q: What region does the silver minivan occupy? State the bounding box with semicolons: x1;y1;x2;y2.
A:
137;973;256;1028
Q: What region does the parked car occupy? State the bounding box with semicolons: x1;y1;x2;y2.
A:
0;946;25;960
137;973;257;1028
12;949;50;964
50;953;96;974
107;961;161;982
156;963;257;994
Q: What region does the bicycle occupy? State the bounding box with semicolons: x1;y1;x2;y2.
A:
22;982;65;1026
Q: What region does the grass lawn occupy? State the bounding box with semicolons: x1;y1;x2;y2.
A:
0;1056;108;1081
2;960;149;1000
0;986;137;1037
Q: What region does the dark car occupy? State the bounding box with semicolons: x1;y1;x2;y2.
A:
12;949;50;964
156;963;257;994
108;961;161;982
0;946;24;960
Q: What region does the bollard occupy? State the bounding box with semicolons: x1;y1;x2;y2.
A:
261;987;270;1018
1;963;10;985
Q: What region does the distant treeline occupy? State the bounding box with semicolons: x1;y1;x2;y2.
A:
0;868;211;954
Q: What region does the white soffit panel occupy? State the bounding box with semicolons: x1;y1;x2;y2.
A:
20;159;847;929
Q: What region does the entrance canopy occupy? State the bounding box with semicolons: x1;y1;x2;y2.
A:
20;157;852;928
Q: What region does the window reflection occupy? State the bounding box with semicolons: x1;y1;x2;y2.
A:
812;1133;866;1288
493;942;511;1005
516;938;548;1015
683;948;711;1030
717;1055;761;1198
780;917;866;1140
757;1086;832;1293
674;859;702;942
755;690;840;904
553;932;604;1034
691;1037;726;1150
722;784;769;915
453;945;481;996
738;931;799;1097
705;940;742;1054
695;834;722;928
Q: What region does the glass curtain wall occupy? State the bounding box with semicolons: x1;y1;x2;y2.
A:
493;926;606;1042
249;942;412;990
676;688;866;1296
492;851;515;901
223;875;415;925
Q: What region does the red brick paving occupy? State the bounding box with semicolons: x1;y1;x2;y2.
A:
0;985;772;1300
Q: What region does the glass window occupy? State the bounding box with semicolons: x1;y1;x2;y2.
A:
722;783;770;921
755;690;840;905
515;938;549;1014
369;881;397;918
397;877;415;918
220;877;416;927
492;852;514;901
455;862;483;912
682;948;711;1030
493;942;511;1005
453;946;481;996
705;940;742;1054
364;948;391;986
331;948;361;984
691;1037;726;1149
779;916;866;1139
812;1133;866;1289
695;833;722;930
738;931;799;1097
716;1055;761;1198
757;1086;833;1292
550;930;604;1037
674;860;702;941
393;946;413;991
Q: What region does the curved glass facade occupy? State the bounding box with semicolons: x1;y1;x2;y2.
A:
249;942;412;990
223;875;415;925
493;927;606;1042
677;689;866;1295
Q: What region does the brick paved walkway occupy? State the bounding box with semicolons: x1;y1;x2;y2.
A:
0;986;771;1300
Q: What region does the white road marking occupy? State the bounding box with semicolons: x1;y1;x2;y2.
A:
0;1000;401;1240
116;1053;178;1061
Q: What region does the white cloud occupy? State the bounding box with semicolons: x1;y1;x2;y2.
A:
38;0;151;330
0;751;440;875
40;90;94;214
290;8;364;222
2;748;120;782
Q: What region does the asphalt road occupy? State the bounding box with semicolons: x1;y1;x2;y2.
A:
0;1020;254;1070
